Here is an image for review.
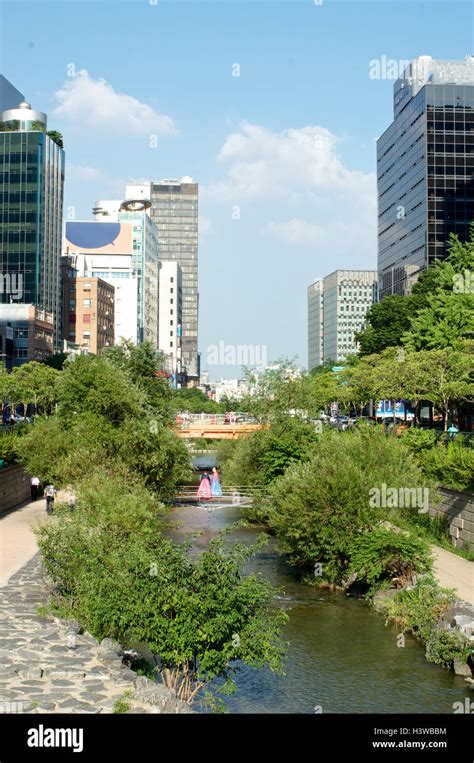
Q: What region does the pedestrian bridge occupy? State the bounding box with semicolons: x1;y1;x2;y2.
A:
175;413;267;439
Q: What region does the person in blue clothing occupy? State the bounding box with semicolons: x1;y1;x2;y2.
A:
210;466;222;497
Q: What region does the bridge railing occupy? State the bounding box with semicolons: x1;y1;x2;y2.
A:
174;484;269;504
175;413;257;427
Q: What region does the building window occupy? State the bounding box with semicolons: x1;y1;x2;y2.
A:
83;315;91;323
15;347;28;358
83;284;91;291
83;299;91;307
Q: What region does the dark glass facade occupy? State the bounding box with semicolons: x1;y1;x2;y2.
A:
377;62;474;299
150;181;198;378
0;131;64;348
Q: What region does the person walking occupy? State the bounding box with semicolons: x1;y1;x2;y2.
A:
44;483;56;515
197;472;212;502
30;476;40;501
211;466;222;497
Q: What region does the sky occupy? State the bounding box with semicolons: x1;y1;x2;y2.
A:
0;0;472;379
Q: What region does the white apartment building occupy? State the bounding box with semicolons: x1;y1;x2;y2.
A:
158;260;182;374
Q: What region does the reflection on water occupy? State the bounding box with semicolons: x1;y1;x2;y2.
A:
169;504;469;714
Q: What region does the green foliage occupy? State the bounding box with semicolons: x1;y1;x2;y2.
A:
171;387;224;414
41;352;70;370
383;577;455;643
104;340;172;420
403;291;474;351
112;691;132;714
46;130;64;148
0;428;27;464
241;359;309;423
217;418;318;501
417;440;474;492
401;428;437;453
56;355;144;424
425;627;471;668
265;427;430;582
36;487;287;704
347;529;431;592
356;295;413;355
402;510;450;546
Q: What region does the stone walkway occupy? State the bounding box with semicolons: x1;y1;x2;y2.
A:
0;555;192;714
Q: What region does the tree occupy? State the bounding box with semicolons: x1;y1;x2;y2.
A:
401;344;473;431
36;489;287;706
241;359;308;423
104;340;171;419
403;291;474;350
47;130;64;148
56;354;144;425
356;295;414;355
41;352;71;370
9;361;59;415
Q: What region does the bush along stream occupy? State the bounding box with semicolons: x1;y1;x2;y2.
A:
217;423;474;684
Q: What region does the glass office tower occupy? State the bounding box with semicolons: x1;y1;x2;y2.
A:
377;56;474;299
0;101;65;348
149;179;199;380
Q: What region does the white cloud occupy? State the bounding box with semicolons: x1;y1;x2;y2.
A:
205;122;375;207
54;70;177;137
203;122;376;257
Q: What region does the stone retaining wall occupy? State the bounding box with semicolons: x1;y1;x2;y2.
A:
430;488;474;551
0;555;193;714
0;465;31;514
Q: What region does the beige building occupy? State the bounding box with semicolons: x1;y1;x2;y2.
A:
63;276;114;355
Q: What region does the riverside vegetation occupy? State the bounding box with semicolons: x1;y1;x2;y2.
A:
0;343;287;709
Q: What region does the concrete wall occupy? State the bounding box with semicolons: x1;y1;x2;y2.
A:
430;487;474;551
0;465;31;513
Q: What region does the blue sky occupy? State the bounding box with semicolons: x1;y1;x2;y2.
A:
1;0;472;378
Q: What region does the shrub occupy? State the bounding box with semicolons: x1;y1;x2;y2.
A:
402;428;437;453
266;427;430;582
425;626;470;668
383;577;455;643
347;529;431;592
419;441;474;492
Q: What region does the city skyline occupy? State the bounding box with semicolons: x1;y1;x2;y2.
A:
1;0;472;377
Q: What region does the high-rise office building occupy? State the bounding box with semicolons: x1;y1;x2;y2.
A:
377;55;474;299
307;280;324;370
307;270;377;369
0;99;65;349
127;179;199;379
0;76;24;111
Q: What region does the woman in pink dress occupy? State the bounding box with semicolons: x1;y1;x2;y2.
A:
197;472;212;501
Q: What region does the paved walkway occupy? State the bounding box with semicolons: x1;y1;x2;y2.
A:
432;545;474;606
0;497;45;587
0;555;191;713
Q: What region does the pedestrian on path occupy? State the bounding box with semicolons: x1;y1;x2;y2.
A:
197;472;212;502
44;484;57;514
211;466;222;497
30;476;41;501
